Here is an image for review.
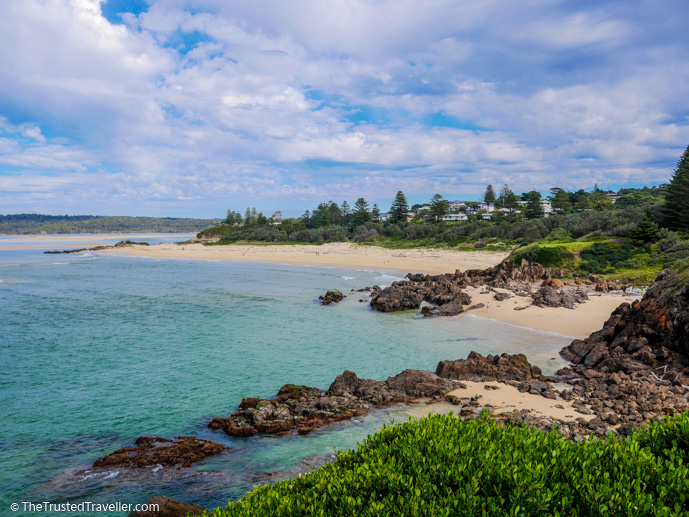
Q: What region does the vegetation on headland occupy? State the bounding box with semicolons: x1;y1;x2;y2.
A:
197;145;689;285
0;214;217;234
208;411;689;516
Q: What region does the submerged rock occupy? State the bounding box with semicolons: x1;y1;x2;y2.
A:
127;496;206;517
92;436;226;469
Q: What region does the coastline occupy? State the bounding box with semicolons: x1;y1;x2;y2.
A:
99;242;640;340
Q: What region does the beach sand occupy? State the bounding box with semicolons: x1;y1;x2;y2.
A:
101;242;509;275
405;381;579;422
100;242;639;340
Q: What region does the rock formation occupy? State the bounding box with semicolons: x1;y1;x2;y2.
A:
436;351;543;382
531;286;588;309
208;370;459;437
369;260;553;315
319;290;345;305
92;436;226;469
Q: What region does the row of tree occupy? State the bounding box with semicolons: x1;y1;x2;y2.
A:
221;143;688;233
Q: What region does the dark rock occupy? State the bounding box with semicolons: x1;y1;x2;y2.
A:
466;303;485;311
93;436;226;469
210;369;458;437
127;496;206;517
319;290;345;305
436;351;542;382
493;291;511;301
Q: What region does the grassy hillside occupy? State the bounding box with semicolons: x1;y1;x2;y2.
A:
208;412;689;516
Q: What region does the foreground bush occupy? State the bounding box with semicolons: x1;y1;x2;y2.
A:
208;412;689;516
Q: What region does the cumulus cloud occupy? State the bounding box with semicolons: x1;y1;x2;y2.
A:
0;0;688;216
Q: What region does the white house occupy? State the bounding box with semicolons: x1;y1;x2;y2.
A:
442;213;468;222
477;202;495;212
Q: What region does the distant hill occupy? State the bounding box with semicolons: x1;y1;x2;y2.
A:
0;214;219;235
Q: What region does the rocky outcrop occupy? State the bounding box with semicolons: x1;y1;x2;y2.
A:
436;351;543;382
93;436;226;469
554;269;689;435
209;370;459;437
319;290;345;305
370;276;471;314
560;269;689;373
127;496;206;517
531;286;588;309
369;260;554;315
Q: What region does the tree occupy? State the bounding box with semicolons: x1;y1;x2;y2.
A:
524;191;544;219
588;191;614;211
352;198;372;227
484;184;496;204
256;212;268;225
429;194;450;222
662;144;689;231
341;201;352;227
550;188;572;214
371;204;381;220
628;212;659;244
499;185;519;212
326;201;342;226
389;191;410;224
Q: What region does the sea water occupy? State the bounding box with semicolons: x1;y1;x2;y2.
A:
0;235;571;515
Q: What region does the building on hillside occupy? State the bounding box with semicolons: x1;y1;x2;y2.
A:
517;200;552;216
606;191;619;204
448;200;466;211
377;213;390;222
442;213;468;222
477;202;495;212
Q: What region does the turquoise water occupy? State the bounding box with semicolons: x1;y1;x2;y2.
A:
0;236;570;515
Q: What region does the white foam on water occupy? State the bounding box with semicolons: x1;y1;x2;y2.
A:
341;276;355;280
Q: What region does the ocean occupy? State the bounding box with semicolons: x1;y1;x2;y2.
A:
0;235;571;515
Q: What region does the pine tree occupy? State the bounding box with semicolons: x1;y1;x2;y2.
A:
389;191;409;224
371;204;380;220
524;191;544;219
341;201;352;227
629;212;659;243
550;188;572;214
662;144;689;231
352;198;372;227
484;185;496;204
429;194;449;222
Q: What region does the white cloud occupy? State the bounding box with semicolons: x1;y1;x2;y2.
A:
0;0;687;216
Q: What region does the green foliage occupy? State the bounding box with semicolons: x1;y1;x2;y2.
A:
524;190;544;219
550;188;573;214
510;244;575;268
483;184;496;204
662;144;689;231
389;191;410;224
351;198;372;227
580;242;636;274
210;412;689;517
429;194;450;222
628;212;660;243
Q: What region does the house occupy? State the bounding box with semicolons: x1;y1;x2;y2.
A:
477;202;495;213
442;213;468;222
376;213;390;222
448;200;466;211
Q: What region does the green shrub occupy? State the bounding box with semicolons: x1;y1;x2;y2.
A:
209;412;689;516
580;242;635;273
509;244;574;268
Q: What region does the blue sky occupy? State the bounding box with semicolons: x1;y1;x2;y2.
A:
0;0;688;217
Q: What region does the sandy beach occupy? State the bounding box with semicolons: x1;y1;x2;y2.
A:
101;242;509;275
100;242;640;340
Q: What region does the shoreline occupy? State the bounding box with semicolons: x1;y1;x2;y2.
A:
99;242;640;339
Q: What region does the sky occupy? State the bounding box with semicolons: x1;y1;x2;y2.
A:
0;0;688;218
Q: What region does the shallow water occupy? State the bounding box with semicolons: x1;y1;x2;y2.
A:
0;236;570;515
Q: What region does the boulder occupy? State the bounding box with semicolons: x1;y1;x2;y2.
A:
319;290;345;305
436;351;542;382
